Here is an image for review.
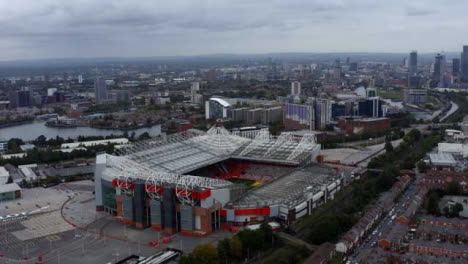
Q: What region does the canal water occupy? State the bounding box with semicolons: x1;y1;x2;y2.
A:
0;122;162;141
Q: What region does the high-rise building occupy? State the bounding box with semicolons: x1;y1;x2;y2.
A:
409;51;418;76
433;53;445;83
290;81;301;96
190;82;202;104
358;97;383;118
78;75;83;84
94;77;108;104
8;90;31;108
461;46;468;82
313;98;332;130
349;62;358;71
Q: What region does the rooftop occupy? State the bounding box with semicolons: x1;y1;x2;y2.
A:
0;183;21;193
429;152;457;166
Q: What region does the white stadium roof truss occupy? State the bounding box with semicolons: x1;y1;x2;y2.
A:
104;126;320;204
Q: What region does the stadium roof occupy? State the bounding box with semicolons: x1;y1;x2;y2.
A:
228;165;343;208
209;97;231;107
104;126;321;191
116;127;320;174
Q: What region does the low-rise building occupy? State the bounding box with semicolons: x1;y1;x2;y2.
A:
409;240;468;258
0;183;21;201
422;171;468;192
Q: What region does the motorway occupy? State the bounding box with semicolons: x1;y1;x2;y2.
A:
347;170;423;264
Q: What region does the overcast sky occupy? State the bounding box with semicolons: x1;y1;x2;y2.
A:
1;0;467;61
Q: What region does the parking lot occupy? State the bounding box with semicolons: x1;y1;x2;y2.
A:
0;181;234;264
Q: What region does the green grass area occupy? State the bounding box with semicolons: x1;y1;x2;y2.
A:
377;88;403;101
228;178;257;189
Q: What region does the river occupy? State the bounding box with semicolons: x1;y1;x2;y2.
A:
0;121;162;141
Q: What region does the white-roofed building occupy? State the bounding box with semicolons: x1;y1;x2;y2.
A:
437;143;464;158
429;153;457;168
205;97;232;120
17;164;38;183
0;166;9;185
61;138;129;149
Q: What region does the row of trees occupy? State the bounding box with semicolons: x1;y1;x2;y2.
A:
179;224;308;264
368;129;442;171
298;129;442;246
425;181;465;217
0;144;115;166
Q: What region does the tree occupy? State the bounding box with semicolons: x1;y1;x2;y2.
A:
179;253;197;264
385;141;394;153
192;243;218;264
447;181;462;195
452;203;464;217
259;223;273;249
230;236;243;259
217;238;231;264
137;132;151;141
426;192;440;215
417;160;429;173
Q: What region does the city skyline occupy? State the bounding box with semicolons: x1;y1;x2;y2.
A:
1;0;467;61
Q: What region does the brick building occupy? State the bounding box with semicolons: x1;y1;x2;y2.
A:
422;171;468;192
337;117;391;134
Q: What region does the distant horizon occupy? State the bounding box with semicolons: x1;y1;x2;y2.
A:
0;50;465;64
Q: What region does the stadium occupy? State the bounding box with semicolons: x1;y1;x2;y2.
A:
94;124;355;236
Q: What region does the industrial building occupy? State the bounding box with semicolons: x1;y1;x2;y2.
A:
94;125;352;237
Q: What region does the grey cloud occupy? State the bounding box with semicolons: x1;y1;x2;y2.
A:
0;0;467;60
406;7;436;16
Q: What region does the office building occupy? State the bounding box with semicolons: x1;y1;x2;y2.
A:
284;103;315;130
358;97;383;118
462;46;468;82
349;62;358;72
78;74;83;84
409;51;418;76
8;90;31;108
94;77;108;104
